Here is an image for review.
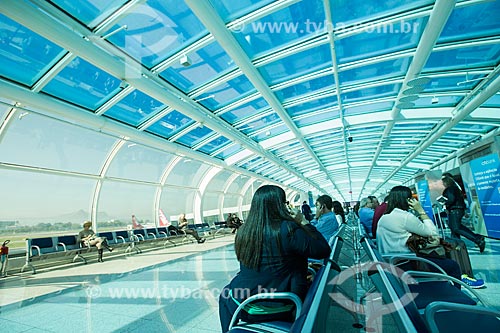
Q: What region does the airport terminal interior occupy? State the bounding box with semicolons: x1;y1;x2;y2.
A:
0;0;499;332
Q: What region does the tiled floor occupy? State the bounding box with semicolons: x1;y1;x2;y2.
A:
0;236;238;333
0;233;498;333
463;236;500;309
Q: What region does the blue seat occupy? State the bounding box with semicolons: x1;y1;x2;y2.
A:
29;237;55;256
57;235;81;252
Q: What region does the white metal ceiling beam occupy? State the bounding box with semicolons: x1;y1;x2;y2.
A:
359;0;457;198
185;0;345;199
374;67;500;194
0;78;289;192
0;0;321;194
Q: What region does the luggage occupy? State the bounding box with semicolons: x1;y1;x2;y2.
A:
432;203;447;238
445;237;474;277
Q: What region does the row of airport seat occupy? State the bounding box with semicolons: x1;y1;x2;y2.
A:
360;235;500;332
22;223;230;274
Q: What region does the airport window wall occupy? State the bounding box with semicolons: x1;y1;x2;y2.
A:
1;0;499;249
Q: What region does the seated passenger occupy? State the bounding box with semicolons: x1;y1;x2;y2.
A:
169;213;205;244
311;195;339;242
219;185;330;332
376;186;485;289
78;221;113;263
372;196;388;239
226;213;243;234
333;200;346;226
358;197;375;237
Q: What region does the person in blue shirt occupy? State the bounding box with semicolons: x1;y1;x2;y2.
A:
359;197;375;237
311;195;339;242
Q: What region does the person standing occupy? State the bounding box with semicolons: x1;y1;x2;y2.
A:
442;176;485;252
301;201;313;222
218;185;330;332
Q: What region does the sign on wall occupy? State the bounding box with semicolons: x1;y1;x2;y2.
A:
470;153;500;238
416;179;434;222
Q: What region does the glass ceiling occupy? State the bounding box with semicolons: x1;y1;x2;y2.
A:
0;0;499;203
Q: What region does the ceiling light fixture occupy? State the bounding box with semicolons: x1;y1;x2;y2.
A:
180;54;192;67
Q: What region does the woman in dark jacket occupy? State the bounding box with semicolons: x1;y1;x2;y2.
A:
219;185;330;332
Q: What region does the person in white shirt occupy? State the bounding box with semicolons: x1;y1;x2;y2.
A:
376;186;462;285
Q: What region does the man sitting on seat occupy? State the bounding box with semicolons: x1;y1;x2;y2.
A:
311;195;339;242
169;214;205;244
78;221;113;262
225;213;243;234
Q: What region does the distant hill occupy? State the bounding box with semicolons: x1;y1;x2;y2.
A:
16;210;120;225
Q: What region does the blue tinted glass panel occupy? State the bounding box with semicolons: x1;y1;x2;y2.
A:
104;90;166;126
198;75;256;111
146;110;194;138
220;97;269;124
482;94;500;108
251;124;289;142
336;17;426;64
105;0;208;68
176;125;215;147
425;45;500;71
238;155;264;168
274;75;335;102
423;75;485;92
331;0;432;26
42;57;122;110
344;101;393;116
0;15;65;87
215;143;244;159
339;57;412;85
259;44;332;85
234;1;325;58
208;0;275;22
344;84;401;103
198;136;231;154
439;1;500;43
286;96;338;117
240;113;281;135
413;96;462;108
160;42;235;93
49;0;127;28
294;110;340;127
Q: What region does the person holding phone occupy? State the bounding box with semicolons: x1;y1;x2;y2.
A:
310;194;339;242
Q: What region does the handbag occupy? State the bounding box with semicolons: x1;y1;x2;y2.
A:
406;233;452;259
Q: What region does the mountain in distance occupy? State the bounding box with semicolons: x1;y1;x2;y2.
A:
16;210;120;225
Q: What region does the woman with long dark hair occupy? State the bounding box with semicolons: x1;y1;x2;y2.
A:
219;185;330;332
333;200;346;225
